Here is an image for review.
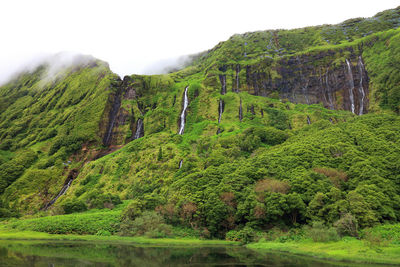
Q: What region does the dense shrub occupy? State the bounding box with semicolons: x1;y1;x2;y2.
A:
226;226;257;244
62;199;87;214
5;211;120;234
334;213;358;237
306;221;340;242
119;210;172;237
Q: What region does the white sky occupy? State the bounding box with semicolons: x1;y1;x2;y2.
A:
0;0;399;82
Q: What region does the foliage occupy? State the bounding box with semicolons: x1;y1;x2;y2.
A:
4;210;121;234
305;221;340;242
0;6;400;241
61;199;88;214
225;226;257;244
119;211;172;238
334;213;358;237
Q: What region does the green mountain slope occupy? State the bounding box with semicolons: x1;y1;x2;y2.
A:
0;6;400;239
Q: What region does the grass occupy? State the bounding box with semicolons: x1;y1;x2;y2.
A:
0;230;237;246
247;238;400;265
2;210;121;235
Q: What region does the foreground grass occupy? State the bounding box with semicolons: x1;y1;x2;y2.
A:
0;230;237;246
247;238;400;265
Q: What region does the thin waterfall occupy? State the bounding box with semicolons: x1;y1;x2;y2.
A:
103;89;122;146
179;160;183;169
219;75;226;95
307;116;311;125
43;178;73;210
134;118;144;140
178;86;189;135
235;65;240;92
345;59;355;114
357;56;365;115
325;69;334;109
218;99;224;124
239;99;243;122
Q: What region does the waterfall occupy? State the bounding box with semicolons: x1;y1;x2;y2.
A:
345;59;355;114
134;118;144;140
325;69;334;109
239;99;243;122
235;65;240;92
103;89;122;146
219;75;227;95
218;99;224;124
307;116;311;125
302;80;310;104
357;56;366;115
178;86;189;135
179;160;183;169
297;57;309;104
43;178;73;210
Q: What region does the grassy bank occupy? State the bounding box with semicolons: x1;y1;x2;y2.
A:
0;230;237;246
247;238;400;265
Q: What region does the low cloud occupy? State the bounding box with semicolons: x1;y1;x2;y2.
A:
0;52;97;86
142;53;201;75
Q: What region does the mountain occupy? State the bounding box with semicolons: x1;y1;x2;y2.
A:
0;6;400;238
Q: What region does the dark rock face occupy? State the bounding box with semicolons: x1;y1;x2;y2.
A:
101;76;141;147
244;50;369;114
102;80;123;146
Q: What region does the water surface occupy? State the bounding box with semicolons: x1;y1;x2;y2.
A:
0;240;386;267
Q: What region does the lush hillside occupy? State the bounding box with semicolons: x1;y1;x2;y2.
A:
0;6;400;243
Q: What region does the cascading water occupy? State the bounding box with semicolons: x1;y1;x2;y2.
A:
239;99;243;122
218;99;224;124
345;59;355;114
357;56;365;115
43;169;79;210
179;160;183;169
103;89;122;146
219;75;227;95
178;86;189;135
307;116;311;125
297;57;309;104
235;65;240;92
45;179;72;208
325;69;334;109
134;118;144;140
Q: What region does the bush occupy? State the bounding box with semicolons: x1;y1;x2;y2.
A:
120;210;172;237
226;226;256;244
0;207;13;218
87;192;122;209
96;230;111;236
62;199;87;214
120;199;145;222
334;213;358;237
5;210;120;235
306;221;340;242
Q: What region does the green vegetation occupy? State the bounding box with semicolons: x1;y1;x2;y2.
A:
0;230;236;246
248;238;400;265
0;6;400;265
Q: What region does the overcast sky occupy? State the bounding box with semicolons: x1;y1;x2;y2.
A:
0;0;399;83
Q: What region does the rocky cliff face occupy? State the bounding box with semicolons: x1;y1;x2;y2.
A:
216;48;370;115
100;76;144;147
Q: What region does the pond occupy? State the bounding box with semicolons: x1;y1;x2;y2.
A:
0;240;384;266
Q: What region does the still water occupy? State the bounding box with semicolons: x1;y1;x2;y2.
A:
0;240;384;267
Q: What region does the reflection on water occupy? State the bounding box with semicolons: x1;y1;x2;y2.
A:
0;240;385;267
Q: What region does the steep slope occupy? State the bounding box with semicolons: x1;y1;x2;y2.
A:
0;7;400;239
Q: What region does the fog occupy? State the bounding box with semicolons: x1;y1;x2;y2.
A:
0;0;398;85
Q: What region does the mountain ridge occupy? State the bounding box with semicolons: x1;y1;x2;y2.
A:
0;6;399;240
